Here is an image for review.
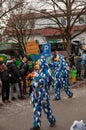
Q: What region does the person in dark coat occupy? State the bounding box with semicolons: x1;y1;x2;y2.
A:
74;54;82;80
19;56;28;95
69;52;75;68
81;50;86;78
0;61;11;103
6;56;21;100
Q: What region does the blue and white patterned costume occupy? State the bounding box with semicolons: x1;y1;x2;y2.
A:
30;58;56;128
52;54;73;100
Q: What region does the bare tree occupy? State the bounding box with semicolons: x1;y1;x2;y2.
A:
0;0;24;26
34;0;86;55
3;1;36;56
0;0;24;41
0;0;24;18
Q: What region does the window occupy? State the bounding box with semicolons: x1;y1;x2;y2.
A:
79;17;85;24
51;43;65;52
61;18;66;26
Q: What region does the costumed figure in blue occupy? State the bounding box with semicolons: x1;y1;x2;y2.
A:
52;53;73;100
30;57;56;130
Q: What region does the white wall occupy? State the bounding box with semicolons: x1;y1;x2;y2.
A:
34;15;86;29
28;34;47;44
34;18;57;29
72;32;86;45
28;31;86;45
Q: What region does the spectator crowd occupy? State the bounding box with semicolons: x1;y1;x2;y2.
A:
0;49;86;106
0;55;29;104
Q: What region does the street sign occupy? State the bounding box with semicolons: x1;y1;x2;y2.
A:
41;44;51;57
26;41;39;55
48;40;57;44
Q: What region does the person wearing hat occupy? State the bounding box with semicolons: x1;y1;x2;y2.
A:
52;53;73;100
30;59;56;130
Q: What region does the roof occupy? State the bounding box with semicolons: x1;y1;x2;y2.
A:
31;28;60;36
9;8;86;20
25;25;86;37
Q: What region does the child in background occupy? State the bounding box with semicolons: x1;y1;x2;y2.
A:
71;66;77;84
25;68;34;96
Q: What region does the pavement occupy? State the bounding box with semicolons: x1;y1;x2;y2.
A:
0;79;86;130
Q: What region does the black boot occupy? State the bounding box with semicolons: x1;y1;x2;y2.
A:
50;122;56;127
68;93;73;98
30;126;40;130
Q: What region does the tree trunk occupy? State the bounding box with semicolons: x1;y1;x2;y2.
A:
66;38;71;62
66;38;71;55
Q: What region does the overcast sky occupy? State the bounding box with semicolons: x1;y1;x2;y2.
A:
27;0;84;11
27;0;65;11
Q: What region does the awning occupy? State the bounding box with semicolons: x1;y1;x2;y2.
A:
48;40;57;44
48;39;62;44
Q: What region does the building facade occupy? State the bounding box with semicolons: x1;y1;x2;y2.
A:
1;9;86;56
